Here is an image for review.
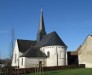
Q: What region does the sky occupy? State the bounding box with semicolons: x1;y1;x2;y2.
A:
0;0;92;59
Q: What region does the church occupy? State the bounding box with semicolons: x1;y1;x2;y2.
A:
11;10;67;68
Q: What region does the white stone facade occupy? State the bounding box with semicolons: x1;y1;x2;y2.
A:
40;46;67;67
19;57;45;68
18;45;67;68
12;40;23;67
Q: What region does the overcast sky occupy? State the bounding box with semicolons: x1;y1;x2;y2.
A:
0;0;92;59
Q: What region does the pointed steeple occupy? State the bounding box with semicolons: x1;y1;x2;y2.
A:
37;9;46;42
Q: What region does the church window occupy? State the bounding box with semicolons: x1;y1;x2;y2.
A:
21;58;23;65
62;47;65;48
47;51;50;57
15;53;16;63
60;51;64;58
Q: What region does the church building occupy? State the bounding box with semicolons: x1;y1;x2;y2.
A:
11;10;67;68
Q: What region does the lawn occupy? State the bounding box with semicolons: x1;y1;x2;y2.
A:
21;68;92;75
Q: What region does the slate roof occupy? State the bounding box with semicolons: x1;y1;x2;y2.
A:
17;39;37;53
21;47;47;57
36;31;67;48
18;32;67;57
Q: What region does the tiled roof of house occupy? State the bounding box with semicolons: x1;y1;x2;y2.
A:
36;31;67;48
17;39;37;53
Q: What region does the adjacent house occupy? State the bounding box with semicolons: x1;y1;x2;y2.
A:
78;35;92;68
67;35;92;68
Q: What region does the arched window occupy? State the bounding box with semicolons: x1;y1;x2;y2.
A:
14;53;16;63
47;51;50;57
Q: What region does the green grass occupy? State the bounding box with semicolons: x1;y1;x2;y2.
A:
21;68;92;75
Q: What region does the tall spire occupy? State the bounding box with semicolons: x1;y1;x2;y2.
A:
37;9;46;42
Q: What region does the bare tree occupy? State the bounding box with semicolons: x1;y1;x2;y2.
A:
9;28;15;60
